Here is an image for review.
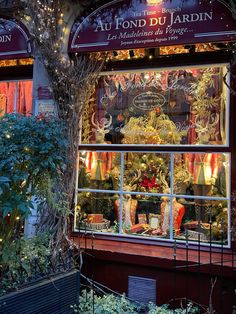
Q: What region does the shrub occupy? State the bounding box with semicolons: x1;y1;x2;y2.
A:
72;289;199;314
0;234;50;296
0;113;68;245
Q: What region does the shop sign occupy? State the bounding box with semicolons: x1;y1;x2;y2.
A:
68;0;236;52
133;92;165;111
0;17;32;59
36;99;56;116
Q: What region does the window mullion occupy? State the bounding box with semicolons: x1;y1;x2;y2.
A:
169;152;174;241
119;152;125;234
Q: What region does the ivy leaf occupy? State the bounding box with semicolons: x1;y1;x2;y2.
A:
0;176;10;183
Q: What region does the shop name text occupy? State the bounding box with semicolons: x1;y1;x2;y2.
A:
0;35;12;43
94;11;213;33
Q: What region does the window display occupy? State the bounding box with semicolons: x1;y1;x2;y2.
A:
81;64;229;146
77;62;230;246
0;80;33;116
76;151;230;245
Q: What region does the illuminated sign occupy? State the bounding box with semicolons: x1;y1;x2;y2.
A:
0;17;32;59
68;0;236;52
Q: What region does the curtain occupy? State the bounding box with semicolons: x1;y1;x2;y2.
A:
0;80;32;116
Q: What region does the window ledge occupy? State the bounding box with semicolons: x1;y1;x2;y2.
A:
72;234;236;277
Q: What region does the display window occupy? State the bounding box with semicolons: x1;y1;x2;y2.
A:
76;62;231;247
81;64;229;146
76;151;230;246
0;80;33;116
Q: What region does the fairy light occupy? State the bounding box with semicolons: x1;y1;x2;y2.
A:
5;133;11;139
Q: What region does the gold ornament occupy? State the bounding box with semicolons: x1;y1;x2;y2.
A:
156;157;164;165
149;159;154;166
142;154;147;161
140;163;147;171
75;205;81;211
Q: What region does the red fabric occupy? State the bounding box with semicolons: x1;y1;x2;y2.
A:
185;153;219;185
0;80;32;115
85;151;113;180
161;200;185;235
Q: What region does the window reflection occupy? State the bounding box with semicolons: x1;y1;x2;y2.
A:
82;65;228;146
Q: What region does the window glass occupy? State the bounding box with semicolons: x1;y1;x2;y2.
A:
173;153;229;197
174;199;228;245
77;62;230;246
82;64;228;146
76;151;230;245
76;192;119;234
0;80;33;116
78;151;121;191
123;152;170;194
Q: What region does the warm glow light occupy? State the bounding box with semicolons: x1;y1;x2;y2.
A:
147;0;162;5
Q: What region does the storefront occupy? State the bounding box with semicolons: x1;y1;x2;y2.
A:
0;16;33;116
69;0;236;310
69;0;235;246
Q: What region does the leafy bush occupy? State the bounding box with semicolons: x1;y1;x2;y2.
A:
72;289;199;314
0;113;68;247
0;234;50;296
72;289;142;314
0;114;69;295
0;113;68;219
147;302;199;314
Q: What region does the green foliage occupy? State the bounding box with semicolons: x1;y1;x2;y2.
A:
0;113;69;251
72;289;141;314
72;289;199;314
147;302;199;314
0;113;68;219
0;234;50;296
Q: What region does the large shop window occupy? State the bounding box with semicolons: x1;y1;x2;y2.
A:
76;63;230;247
0;80;33;116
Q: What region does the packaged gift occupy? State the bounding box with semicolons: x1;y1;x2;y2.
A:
87;214;103;223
